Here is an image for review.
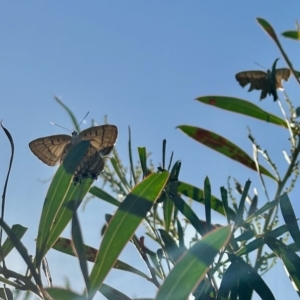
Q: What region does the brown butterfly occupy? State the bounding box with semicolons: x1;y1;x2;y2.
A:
73;148;105;184
236;64;290;101
29;124;118;183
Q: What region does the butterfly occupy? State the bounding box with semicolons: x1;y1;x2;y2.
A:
29;124;118;183
235;61;290;101
73;148;105;184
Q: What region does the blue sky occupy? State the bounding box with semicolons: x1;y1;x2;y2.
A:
1;2;300;299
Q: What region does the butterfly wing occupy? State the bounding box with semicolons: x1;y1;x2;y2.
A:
275;68;291;89
235;71;267;91
29;135;71;166
79;125;118;156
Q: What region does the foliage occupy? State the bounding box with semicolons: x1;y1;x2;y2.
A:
0;17;300;300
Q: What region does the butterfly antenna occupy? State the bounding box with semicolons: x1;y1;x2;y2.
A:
78;112;90;127
254;62;267;71
50;121;72;133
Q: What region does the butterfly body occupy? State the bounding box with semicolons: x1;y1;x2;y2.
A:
29;124;118;183
235;66;290;101
73;150;105;184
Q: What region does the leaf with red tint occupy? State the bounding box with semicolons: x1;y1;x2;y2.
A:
257;18;277;40
196;96;287;128
208;98;216;105
177;125;276;181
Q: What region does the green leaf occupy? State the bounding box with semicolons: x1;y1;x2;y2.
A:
218;263;239;299
204;177;211;231
45;287;84;300
244;198;278;224
257;18;300;86
89;186;121;207
110;157;131;192
196;96;287;128
279;193;300;250
88;172;169;299
36;141;91;267
53;237;151;280
176;219;185;249
0;219;42;287
172;181;236;220
128;126;137;185
282;30;300;40
54;96;80;132
177;125;277;181
264;236;300;295
167;189;206;235
169;160;181;182
248;194;258;217
155;226;231;300
158;229;185;263
163;196;173;232
257;18;278;42
235;180;251;226
138;147;148;178
0;276;19;289
71;208;90;291
227;253;275;300
100;283;132;300
0;288;13;300
0;224;27;262
220;187;231;224
236;224;288;256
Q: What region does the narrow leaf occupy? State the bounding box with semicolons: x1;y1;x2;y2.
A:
0;288;13;300
169;160;181;182
178;125;276;180
138;147;148;178
218;263;239;298
167;191;206;236
228;253;275;300
236;224;288;256
235;180;251;226
36;141;91;267
89;186;121;207
257;18;300;86
158;229;185;263
196;96;287;128
100;283;132;300
171;181;236;220
177;219;185;249
54;96;80;132
88;172;169;299
45;287;84;300
282;30;300;40
71;209;90;291
265;236;300;295
163;196;173;232
110;157;131;192
279;193;300;250
53;237;151;280
155;226;231;300
128;126;137;185
204;177;211;231
0;224;27;262
245;198;278;224
0;218;42;287
220;187;231;224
